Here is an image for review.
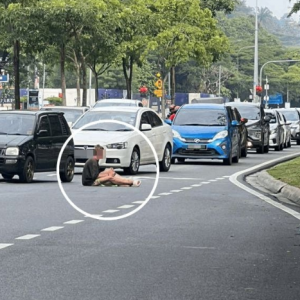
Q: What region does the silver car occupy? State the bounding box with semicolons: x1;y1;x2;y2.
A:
276;108;300;145
275;110;292;148
264;109;284;151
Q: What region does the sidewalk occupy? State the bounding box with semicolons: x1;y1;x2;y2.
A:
249;170;300;206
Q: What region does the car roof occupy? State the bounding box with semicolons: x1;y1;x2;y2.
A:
89;106;148;113
182;103;226;110
225;102;260;107
40;106;89;110
276;108;297;111
0;110;64;115
96;99;141;103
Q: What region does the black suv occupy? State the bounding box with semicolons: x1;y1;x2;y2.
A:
0;111;74;183
227;102;270;153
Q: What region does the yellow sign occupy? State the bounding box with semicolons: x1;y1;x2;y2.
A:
154;89;163;97
156;72;161;78
154;79;163;89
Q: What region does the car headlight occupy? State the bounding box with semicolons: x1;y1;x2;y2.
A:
106;142;128;149
271;128;277;134
5;147;19;156
172;130;186;142
208;130;228;142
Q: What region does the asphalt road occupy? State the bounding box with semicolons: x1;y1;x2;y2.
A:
1;145;300;300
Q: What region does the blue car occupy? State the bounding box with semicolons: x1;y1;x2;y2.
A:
167;104;241;165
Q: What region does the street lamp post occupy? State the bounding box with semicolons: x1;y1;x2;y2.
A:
236;45;255;100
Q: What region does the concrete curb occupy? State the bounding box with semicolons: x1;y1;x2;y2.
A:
258;170;300;206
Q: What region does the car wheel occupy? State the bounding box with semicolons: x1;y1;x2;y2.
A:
159;144;171;172
19;156;35;183
1;173;14;180
275;144;280;151
256;140;265;154
280;142;284;151
288;138;292;148
223;150;232;165
177;158;185;163
60;156;75;182
124;147;140;175
264;144;269;153
297;140;300;145
232;143;240;163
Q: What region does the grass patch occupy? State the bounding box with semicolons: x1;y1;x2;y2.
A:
267;156;300;189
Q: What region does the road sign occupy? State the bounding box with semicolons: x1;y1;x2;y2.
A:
154;89;163;97
0;74;9;82
154;79;162;89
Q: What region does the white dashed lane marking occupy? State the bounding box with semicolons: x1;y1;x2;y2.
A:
150;196;160;199
85;215;103;218
201;182;211;184
181;187;193;190
170;190;183;193
158;193;172;196
63;220;84;224
15;234;40;240
216;177;225;180
41;226;64;232
223;176;231;178
132;201;146;203
103;210;119;213
191;184;202;187
118;205;135;209
0;243;13;250
209;179;218;182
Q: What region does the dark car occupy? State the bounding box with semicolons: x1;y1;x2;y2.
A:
0;111;75;183
227;102;270;153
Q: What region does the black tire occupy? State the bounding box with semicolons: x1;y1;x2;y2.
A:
288;138;292;148
177;158;185;163
124;147;140;175
264;144;269;153
159;144;171;172
60;156;74;182
256;141;265;154
275;145;280;151
280;142;284;151
19;156;35;183
1;173;14;180
232;143;240;163
297;140;300;145
223;150;232;165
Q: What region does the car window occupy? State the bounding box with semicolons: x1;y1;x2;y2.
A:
174;109;227;126
38;116;51;136
232;105;260;120
147;111;163;127
0;114;35;135
140;112;151;128
49;115;63;136
279;110;300;121
266;112;276;124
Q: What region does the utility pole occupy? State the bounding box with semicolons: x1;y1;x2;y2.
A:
253;0;259;103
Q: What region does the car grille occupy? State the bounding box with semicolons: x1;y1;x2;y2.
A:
185;138;209;143
0;158;4;164
75;158;88;163
177;149;218;156
74;145;95;150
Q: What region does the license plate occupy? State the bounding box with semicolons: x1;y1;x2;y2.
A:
187;144;207;150
75;149;93;159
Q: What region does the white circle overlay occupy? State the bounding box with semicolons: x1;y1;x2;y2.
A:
56;119;160;221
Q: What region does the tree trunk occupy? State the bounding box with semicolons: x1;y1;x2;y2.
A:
171;66;176;104
76;65;80;106
94;71;99;103
122;57;133;99
60;44;67;106
13;40;20;110
81;65;87;106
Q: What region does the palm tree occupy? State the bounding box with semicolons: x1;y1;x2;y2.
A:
288;0;300;17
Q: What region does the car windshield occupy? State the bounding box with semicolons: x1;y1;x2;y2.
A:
41;108;83;123
279;110;299;122
231;105;260;120
72;111;136;131
94;101;138;107
266;112;277;124
173;109;227;126
0;114;35;135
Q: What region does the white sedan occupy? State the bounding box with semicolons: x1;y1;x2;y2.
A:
72;107;173;174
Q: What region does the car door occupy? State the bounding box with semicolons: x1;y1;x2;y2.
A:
275;111;284;146
147;111;165;160
139;111;155;163
227;107;240;156
260;107;269;146
35;115;53;170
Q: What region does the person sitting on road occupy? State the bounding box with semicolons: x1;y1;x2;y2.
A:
82;145;141;187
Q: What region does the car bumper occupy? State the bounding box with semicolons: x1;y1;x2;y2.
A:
0;155;26;174
172;138;231;160
74;148;132;168
290;129;300;140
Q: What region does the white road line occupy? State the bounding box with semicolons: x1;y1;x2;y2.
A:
181;187;193;190
63;220;84;225
118;205;135;209
216;177;225;180
41;226;64;232
191;184;202;187
84;215;103;218
209;179;218;182
102;210;119;213
170;190;183;192
230;152;300;220
15;234;40;240
201;182;211;184
132;201;146;203
223;176;231;178
0;243;13;250
150;196;160;199
158;193;172;196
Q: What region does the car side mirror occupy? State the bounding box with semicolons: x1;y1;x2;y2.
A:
164;119;172;125
231;120;238;126
37;129;48;136
241;117;248;124
140;124;152;131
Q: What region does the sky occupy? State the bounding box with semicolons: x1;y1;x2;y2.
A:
245;0;298;20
